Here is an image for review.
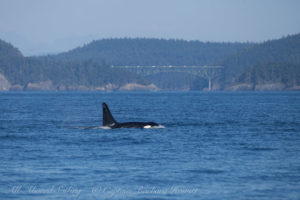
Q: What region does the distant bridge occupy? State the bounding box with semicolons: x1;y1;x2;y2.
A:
112;65;224;91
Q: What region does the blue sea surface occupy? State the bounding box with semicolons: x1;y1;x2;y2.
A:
0;92;300;200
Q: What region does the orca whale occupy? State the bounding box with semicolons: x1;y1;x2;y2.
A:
102;102;160;129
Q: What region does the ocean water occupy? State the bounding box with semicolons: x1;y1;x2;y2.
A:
0;92;300;200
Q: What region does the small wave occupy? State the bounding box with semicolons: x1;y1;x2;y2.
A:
152;125;165;129
0;134;33;141
72;126;103;130
247;147;278;151
187;169;224;174
100;126;112;129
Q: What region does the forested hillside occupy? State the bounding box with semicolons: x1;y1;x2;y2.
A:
221;34;300;85
0;39;23;59
54;38;252;66
244;62;300;86
0;40;149;91
0;35;300;91
230;62;300;91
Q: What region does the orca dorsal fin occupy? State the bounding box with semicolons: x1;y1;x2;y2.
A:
102;102;117;126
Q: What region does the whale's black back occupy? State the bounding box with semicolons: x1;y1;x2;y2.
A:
102;102;159;129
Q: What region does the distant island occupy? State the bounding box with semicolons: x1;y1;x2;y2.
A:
0;35;300;91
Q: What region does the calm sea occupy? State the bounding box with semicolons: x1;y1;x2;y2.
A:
0;92;300;200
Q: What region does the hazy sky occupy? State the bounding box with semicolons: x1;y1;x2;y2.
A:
1;0;300;56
